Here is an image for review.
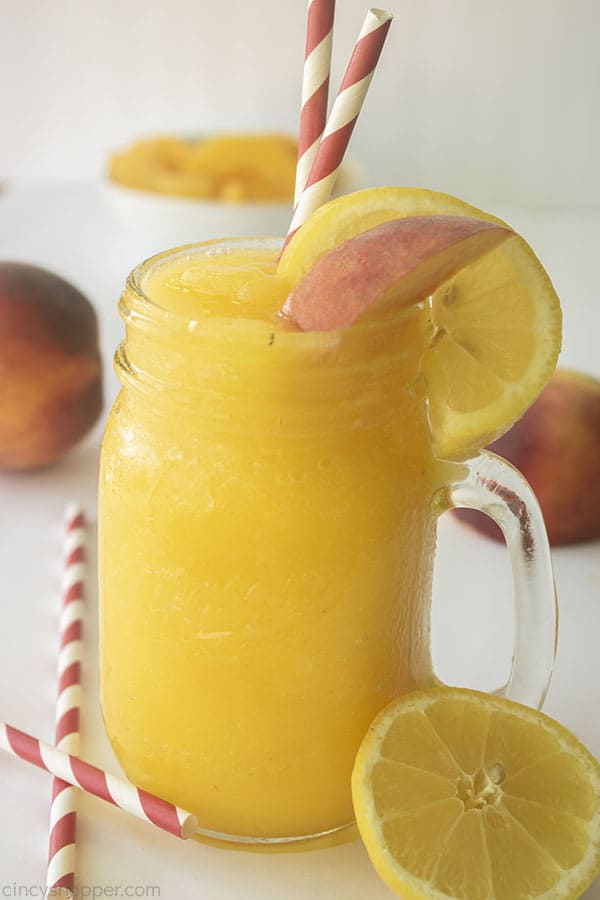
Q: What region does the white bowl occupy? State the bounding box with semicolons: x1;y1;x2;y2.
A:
104;154;364;257
104;181;294;256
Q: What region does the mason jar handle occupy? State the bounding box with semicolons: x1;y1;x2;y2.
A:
435;450;558;709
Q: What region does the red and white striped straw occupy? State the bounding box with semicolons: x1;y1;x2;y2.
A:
294;0;336;205
0;723;197;839
284;7;392;253
46;504;86;899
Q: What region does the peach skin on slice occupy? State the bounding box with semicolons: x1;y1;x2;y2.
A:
282;215;514;332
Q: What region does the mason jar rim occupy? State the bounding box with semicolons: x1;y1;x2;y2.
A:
123;236;421;342
116;237;429;430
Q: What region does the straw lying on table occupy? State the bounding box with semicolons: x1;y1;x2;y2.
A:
284;7;393;253
0;723;197;839
46;505;86;899
294;0;336;204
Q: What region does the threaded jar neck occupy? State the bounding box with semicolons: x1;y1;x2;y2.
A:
115;239;429;433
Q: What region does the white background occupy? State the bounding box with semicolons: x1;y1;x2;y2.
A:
1;1;600;899
1;0;600;212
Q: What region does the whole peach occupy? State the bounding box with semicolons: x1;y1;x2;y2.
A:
454;369;600;545
0;262;103;470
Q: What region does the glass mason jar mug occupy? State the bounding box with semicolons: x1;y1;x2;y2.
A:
98;238;557;845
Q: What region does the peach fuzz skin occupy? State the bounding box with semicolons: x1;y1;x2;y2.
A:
0;262;102;471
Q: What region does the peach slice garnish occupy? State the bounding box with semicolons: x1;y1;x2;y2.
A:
282;215;513;332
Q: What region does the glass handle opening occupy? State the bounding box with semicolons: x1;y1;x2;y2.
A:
437;450;558;709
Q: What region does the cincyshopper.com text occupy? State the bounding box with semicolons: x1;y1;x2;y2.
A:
1;886;160;898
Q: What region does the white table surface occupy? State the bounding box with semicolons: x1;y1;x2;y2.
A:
0;180;599;899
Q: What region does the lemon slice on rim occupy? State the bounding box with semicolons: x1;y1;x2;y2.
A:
352;688;600;900
279;187;562;460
